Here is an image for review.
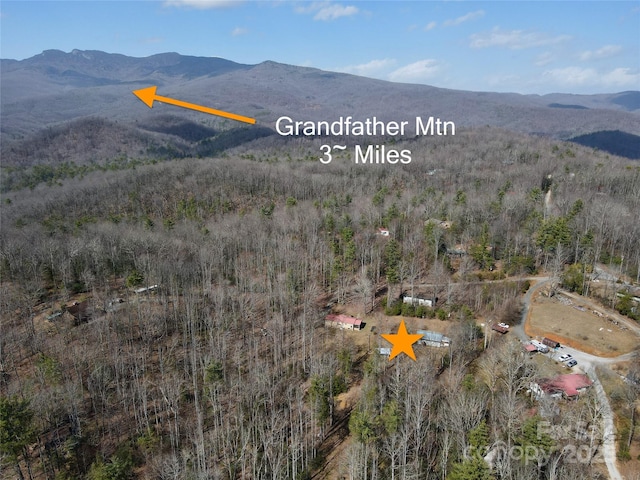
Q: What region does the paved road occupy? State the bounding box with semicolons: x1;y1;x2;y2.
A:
517;277;632;480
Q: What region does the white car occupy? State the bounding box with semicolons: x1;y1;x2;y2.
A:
559;354;573;362
497;323;510;329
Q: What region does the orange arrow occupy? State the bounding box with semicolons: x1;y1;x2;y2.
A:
132;86;256;125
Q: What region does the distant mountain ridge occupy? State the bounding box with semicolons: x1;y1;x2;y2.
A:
2;49;639;164
5;48;251;79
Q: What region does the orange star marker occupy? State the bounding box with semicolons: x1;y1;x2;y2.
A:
381;320;423;361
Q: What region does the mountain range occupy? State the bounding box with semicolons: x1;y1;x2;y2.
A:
2;49;640;167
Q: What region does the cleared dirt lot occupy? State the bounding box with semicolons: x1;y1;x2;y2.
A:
526;292;639;357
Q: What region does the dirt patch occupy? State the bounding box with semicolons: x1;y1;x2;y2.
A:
526;292;639;357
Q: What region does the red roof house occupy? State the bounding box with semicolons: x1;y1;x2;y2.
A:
325;314;363;331
538;374;593;398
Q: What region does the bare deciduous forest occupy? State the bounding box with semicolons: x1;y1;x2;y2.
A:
1;127;639;480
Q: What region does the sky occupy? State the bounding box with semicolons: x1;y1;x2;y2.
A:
1;0;639;95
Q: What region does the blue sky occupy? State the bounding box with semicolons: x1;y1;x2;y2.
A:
1;1;639;94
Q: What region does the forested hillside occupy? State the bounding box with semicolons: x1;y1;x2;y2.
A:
1;128;639;479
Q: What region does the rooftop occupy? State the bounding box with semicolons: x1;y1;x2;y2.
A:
539;374;593;397
417;330;450;343
326;314;362;327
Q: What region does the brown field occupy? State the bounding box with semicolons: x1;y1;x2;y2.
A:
526;293;639;357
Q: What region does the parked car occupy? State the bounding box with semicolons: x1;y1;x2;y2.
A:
559;354;573;362
566;359;578;368
497;323;510;329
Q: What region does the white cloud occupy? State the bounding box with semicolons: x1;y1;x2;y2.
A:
313;3;358;21
424;21;437;31
601;68;640;86
164;0;242;9
579;45;623;61
542;66;595;86
231;27;248;36
338;58;396;76
388;59;442;83
470;27;571;50
542;66;640;88
444;10;484;27
296;2;359;21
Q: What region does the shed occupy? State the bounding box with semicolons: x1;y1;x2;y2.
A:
542;337;560;348
492;324;509;334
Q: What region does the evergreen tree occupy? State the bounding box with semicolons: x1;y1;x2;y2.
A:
447;455;493;480
0;396;36;480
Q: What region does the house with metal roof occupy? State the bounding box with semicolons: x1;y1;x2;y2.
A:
416;330;451;347
532;374;593;399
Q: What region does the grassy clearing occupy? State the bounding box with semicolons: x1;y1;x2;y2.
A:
527;293;639;357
